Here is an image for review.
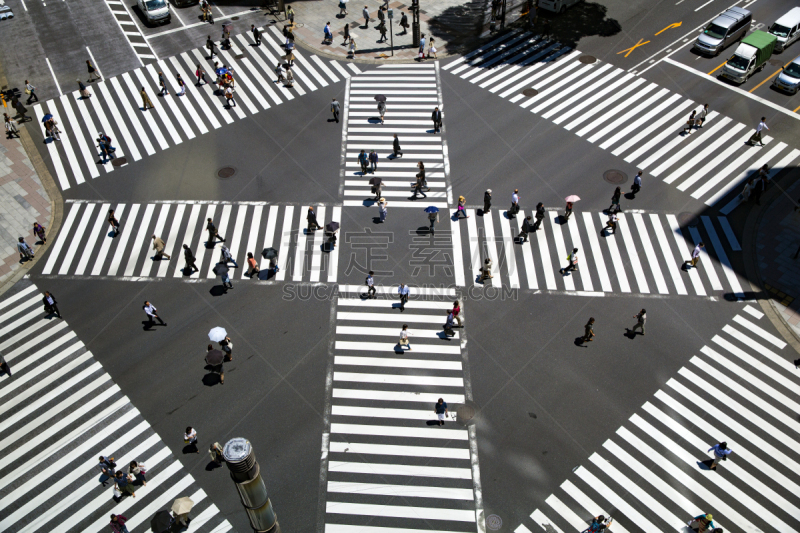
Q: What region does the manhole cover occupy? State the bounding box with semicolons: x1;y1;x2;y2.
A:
579;55;597;64
456;404;476;424
522;88;538;97
231;16;240;20
235;54;246;59
111;157;128;167
603;169;628;184
678;212;700;227
217;166;237;179
487;515;503;530
769;59;783;67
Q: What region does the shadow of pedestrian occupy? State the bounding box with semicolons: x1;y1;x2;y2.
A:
415;226;430;235
697;459;714;470
425;420;439;426
205;460;224;471
182;443;199;454
202;372;222;386
624;329;637;339
209;285;228;297
142;320;155;331
574;337;587;347
624;192;636;200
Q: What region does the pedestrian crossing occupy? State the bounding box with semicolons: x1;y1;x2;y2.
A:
102;0;157;65
40;201;342;283
323;285;483;533
342;63;451;210
35;25;360;191
516;304;800;533
0;280;233;533
450;208;746;298
443;31;800;213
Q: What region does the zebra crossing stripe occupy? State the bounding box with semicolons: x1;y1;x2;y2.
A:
59;203;96;276
74;203;110;276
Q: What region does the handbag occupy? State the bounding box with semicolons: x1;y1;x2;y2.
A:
113;486;122;498
25;88;30;95
399;338;409;346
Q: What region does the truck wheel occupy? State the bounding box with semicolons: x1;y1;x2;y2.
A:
559;4;566;14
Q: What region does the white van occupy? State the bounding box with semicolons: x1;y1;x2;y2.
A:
769;7;800;52
137;0;171;25
538;0;581;14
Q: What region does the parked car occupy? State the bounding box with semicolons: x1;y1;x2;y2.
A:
538;0;581;14
694;7;752;56
769;7;800;52
721;30;776;84
137;0;171;25
173;0;198;6
772;55;800;93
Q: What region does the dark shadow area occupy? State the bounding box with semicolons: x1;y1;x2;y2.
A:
209;285;229;296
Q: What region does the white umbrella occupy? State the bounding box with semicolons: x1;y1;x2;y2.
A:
208;327;227;342
172;496;194;515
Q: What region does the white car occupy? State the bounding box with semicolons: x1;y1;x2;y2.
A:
137;0;170;25
773;55;800;94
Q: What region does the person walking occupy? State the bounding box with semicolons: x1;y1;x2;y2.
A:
377;99;386;124
418;34;427;60
206;35;217;59
684;242;704;269
378;197;388;222
331;98;340;123
371;177;382;199
564;200;573;221
209;442;225;466
251;24;261;45
399;324;411;350
219;266;234;289
43;291;62;318
689;514;715;533
752;166;769;205
748;117;769;146
157;71;169;96
87;59;102;82
77;79;92;99
427;208;438;233
307;206;322;232
339;0;348;16
518;215;533;242
431;106;442;133
108;209;121;236
369;149;379;173
97;132;116;162
183;244;199;273
696;103;709;127
0;353;11;378
428;37;437;59
246;252;260;278
14;99;29;123
683;110;696;133
740;176;754;202
287;5;295;23
608;187;621;213
17;237;34;262
128;461;147;486
629;309;646;336
377;19;388;43
140;87;155;110
98;456;116;487
274;63;285;84
398;283;409;310
631;170;642;195
343;22;351;45
44;117;61;141
455;195;468;219
207;217;226;244
509;189;520;218
284;67;295;88
4;113;19;139
32;223;46;244
443;311;456;337
357;149;369;175
365;270;376;299
114;471;136;499
483;189;492;214
479;257;493;282
400;11;409;34
348;37;358;58
560;248;579;275
362;5;370;28
434;398;448;426
143;301;166;327
152;235;171;261
195;65;208;86
416;161;428;191
25;80;38;104
219;244;238;267
224;86;236;107
324;22;334;44
451;300;463;327
219;335;233;360
109;514;129;533
184;427;200;453
392;133;402;157
708;441;731;470
582;317;596;343
605;212;617;235
177;74;186;96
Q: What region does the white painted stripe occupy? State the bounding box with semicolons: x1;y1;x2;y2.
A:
529;510;563;533
310;205;326;282
326;501;475;521
464;209;480;286
121;71;169;149
328;481;473;500
329;462;470;482
329;441;470;459
676;129;752;190
335;355;461;370
44;102;85;186
187;204;213;278
337;299;454;309
0;285;38;312
649;213;686;295
500;49;579;99
229;48;280;108
612;100;694;157
566;77;645;132
175;203;202;278
565;216;591;291
215;49;264;113
140;203;170;277
335;340;460;355
330;60;352;80
337;312;447;325
258;205;279;272
293;206;309;281
665;122;745;184
582;213;611;292
134;67;188;142
538;64;615;118
58;203;96;275
535;216;557;290
123;203;155;277
91;203;122;275
234;35;287;105
265;27;318;91
702;216;743;298
106;204;138;276
206;204;232;278
497;211;520;288
337;325;458;340
71;90;113;173
687;225;722;290
248;36;304;97
241;205;263;279
327;206;341;283
275;205;293;282
549;214;574;291
519;62;590;109
2;330;77;374
544;494;589;532
60;93;98;180
182;504;220;533
732;315;786;348
345;199;448;208
308;55;339;83
458;33;535;77
143;64;197;139
331;423;467;440
717;328;800;389
742;305;763;319
0;321;69;366
74;203;110;276
327;525;458;533
337;285;456;296
717;216;741;251
85;85;126;162
643;114;728;173
552;73;631;125
0;296;38;327
623;104;706;163
333;388;465;404
480;209;501;280
632;213;668;294
697;140;782;203
110;76;156;155
96;81;142;160
168;55;223;128
332;405;452;421
515;210;538;290
600;93;682;151
33;106;70;189
334;372;464;387
443;31;518;70
561;480;632;533
720;149;800;213
226;204;248;268
0;309;42;343
156;60;209;134
186;49;239;123
665;214;704;296
586;86;668;143
616;213;648;293
157;203;185;277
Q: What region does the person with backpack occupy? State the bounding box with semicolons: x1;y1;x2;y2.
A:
97;132;115;162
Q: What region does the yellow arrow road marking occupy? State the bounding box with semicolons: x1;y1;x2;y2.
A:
655;22;682;36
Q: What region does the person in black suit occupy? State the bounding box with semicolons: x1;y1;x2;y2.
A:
431;107;442;133
42;291;62;318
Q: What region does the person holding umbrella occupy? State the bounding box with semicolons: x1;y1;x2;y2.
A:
564;195;580;221
172;497;194;527
370;177;382;200
213;263;233;290
205;344;225;384
325;222;339;251
262;247;279;276
426;206;439;234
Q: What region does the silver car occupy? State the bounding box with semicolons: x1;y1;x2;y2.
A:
772;55;800;94
694;7;752;56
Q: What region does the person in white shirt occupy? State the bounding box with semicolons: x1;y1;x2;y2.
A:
366;271;376;299
398;283;409;310
560;248;579;275
399;324;411;351
748;117;769;146
184;427;200;454
143;301;166;327
684;242;704;269
631;170;643;194
606;212;617;235
25;80;38;104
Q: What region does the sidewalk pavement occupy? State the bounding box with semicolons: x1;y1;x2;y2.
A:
755;177;800;339
285;0;470;61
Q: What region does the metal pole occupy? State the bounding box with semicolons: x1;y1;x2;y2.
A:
223;438;279;533
390;17;394;56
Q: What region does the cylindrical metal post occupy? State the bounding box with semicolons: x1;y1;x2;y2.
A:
224;438;278;533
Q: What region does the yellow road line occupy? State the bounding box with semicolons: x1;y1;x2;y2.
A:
793;103;800;112
708;61;727;75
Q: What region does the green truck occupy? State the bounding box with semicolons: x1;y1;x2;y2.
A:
721;30;777;84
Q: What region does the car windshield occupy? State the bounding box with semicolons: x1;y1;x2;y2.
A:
770;23;791;38
727;54;750;70
704;23;727;40
145;0;166;9
784;62;800;78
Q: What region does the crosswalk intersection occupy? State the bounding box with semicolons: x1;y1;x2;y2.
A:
322;285;483;533
450;208;745;298
0;280;233;533
515;305;800;533
443;32;800;214
34;25;360;191
343;63;451;210
40;201;342;283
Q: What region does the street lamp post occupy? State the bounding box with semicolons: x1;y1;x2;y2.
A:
411;0;420;46
388;7;394;56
